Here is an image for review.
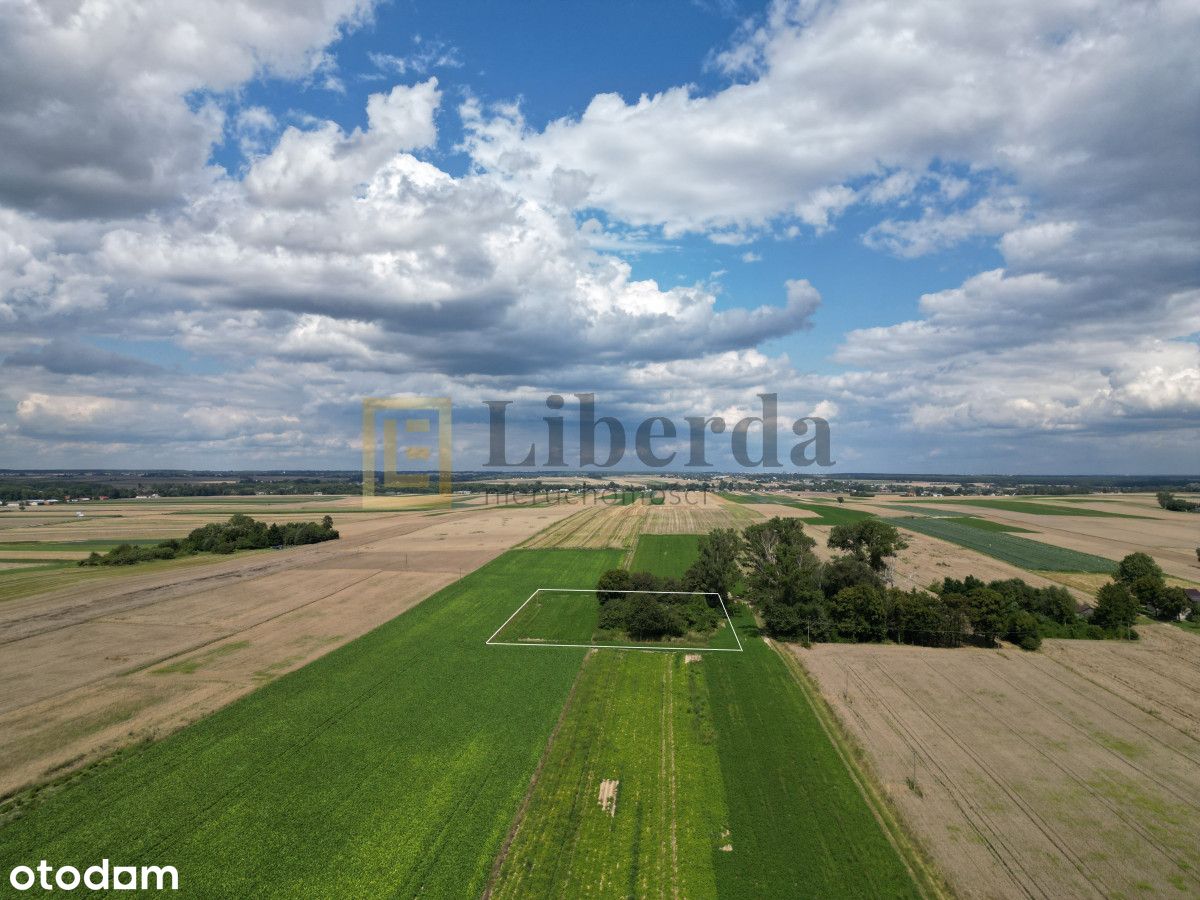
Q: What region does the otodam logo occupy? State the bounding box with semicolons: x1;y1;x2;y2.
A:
8;860;178;892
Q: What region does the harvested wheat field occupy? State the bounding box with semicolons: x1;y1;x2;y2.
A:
522;494;760;548
798;625;1200;899
0;500;579;795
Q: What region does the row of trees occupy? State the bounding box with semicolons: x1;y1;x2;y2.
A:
593;515;1194;649
737;517;1104;649
79;514;339;566
1156;490;1200;512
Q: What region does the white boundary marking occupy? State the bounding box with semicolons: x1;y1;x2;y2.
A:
486;588;743;652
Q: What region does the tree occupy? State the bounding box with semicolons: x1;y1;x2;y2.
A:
827;519;909;572
1129;574;1166;611
321;515;334;530
596;569;632;603
1156;491;1200;512
684;528;741;599
740;517;820;607
1115;552;1164;585
830;584;887;642
1093;582;1138;635
819;555;883;600
625;595;683;640
1006;610;1042;651
1147;586;1191;621
966;587;1010;647
761;601;802;640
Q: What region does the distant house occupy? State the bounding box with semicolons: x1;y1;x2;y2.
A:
1185;588;1200;607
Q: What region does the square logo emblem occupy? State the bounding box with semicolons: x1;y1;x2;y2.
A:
361;396;452;509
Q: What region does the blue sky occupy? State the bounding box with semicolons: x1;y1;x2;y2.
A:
0;0;1196;473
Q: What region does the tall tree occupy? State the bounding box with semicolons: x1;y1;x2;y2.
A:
740;517;821;607
1093;581;1138;635
684;528;742;599
827;519;909;572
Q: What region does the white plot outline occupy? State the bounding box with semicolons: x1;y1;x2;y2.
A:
485;588;744;653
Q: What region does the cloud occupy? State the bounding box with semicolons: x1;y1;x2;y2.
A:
368;37;462;76
2;340;162;377
462;0;1200;248
0;0;1196;470
0;0;374;218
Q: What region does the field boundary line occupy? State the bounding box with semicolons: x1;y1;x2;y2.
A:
485;589;743;653
775;641;952;900
481;649;595;899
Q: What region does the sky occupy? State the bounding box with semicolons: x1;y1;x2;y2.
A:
0;0;1197;475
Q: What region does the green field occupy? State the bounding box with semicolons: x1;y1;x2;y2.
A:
489;549;924;898
629;533;701;576
1;537;932;897
919;498;1146;518
892;516;1117;572
491;588;742;650
0;548;620;896
886;504;971;517
718;493;875;526
490;651;728;897
0;538;168;551
948;516;1034;533
706;610;924;898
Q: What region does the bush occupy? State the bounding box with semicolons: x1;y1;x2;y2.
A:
80;514;338;566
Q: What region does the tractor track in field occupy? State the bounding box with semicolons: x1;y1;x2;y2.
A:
921;660;1200;892
1018;655;1200;768
869;659;1108;898
834;659;1045;900
1038;648;1200;734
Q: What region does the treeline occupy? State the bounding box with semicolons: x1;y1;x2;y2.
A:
79;514;339;566
616;515;1194;650
1156;490;1200;512
0;477;360;502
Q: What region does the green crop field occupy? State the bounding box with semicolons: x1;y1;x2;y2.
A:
948;516;1034;533
0;548;620;896
718;493;874;526
489;547;924;899
892;516;1117;572
492;589;600;644
489;651;728;898
885;504;969;517
0;530;933;897
629;533;701;576
919;498;1146;518
0;538;168;551
705;609;925;898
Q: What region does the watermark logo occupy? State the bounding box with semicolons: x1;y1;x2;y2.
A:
361;392;831;506
8;860;177;892
361;396;452;509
